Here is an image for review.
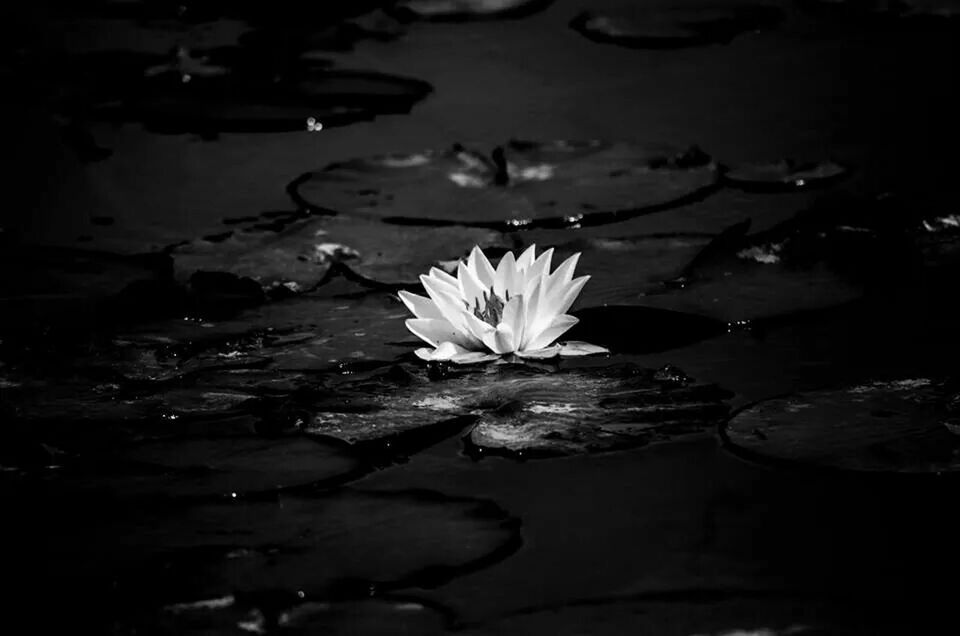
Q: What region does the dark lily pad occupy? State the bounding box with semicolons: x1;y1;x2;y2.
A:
237;9;405;56
112;287;412;372
148;595;452;636
0;246;172;330
465;364;731;458
800;0;960;22
463;591;914;635
171;217;336;295
570;4;783;50
46;488;521;602
722;378;960;474
59;434;366;499
390;0;555;21
644;194;918;320
305;362;730;458
65;0;397;24
722;159;851;192
172;213;507;290
290;140;719;229
67;47;432;134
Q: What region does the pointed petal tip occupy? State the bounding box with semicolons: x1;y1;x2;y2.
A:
558;341;609;357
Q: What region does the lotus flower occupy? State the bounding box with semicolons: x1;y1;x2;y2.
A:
399;245;609;364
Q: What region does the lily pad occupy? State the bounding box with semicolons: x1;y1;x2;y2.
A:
465;364;731;458
68;0;400;25
800;0;960;22
237;9;405;56
148;595;452;636
722;159;851;192
172;213;507;289
0;245;173;330
305;362;731;458
34;488;521;602
290;140;720;230
70;47;432;134
643;195;915;321
391;0;555;21
59;434;367;499
722;378;960;474
463;591;913;635
570;4;783;50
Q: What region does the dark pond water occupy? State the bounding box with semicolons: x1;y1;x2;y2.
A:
3;0;960;633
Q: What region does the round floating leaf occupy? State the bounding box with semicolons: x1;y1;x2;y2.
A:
723;378;960;474
64;434;366;499
148;596;452;636
172;217;336;294
173;214;507;289
722;159;851;192
70;48;432;134
463;591;914;635
291;140;719;229
640;194;911;321
391;0;554;21
0;246;172;330
111;287;413;378
465;364;731;457
68;488;521;602
305;362;730;458
800;0;960;21
133;67;433;134
570;4;783;50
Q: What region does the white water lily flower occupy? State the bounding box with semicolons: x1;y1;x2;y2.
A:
399;245;609;364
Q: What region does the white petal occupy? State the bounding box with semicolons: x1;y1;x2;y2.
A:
482;324;516;354
420;268;460;296
468;245;496;288
415;347;436;361
554;275;590;317
558;341;610;357
519;279;542;349
515;345;561;359
525;314;579;351
397;290;443;320
424;341;471;361
406;318;474;348
501;295;525;349
457;260;488;310
427;266;460;290
419;275;480;347
463;311;496;341
546;252;581;293
450;351;501;365
527;247;554;283
493;251;517;299
516;244;537;271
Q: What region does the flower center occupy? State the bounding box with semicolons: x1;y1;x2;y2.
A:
472;289;510;326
